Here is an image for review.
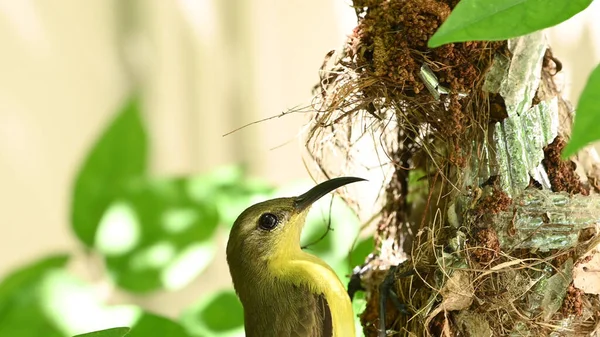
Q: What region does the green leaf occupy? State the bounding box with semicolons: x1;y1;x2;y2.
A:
301;193;361;264
87;164;270;293
187;166;273;228
428;0;593;47
128;313;191;337
71;97;148;246
352;291;367;337
96;177;219;293
73;314;191;337
40;268;140;335
563;64;600;157
0;255;189;337
197;292;244;332
73;327;130;337
180;290;244;337
349;237;375;266
0;255;68;306
0;255;69;337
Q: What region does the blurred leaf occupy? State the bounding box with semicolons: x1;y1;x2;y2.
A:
187;166;273;227
127;313;191;337
0;257;188;337
352;292;367;337
41;269;140;335
563;64;600;157
186;166;245;197
428;0;593;47
0;255;68;337
199;292;244;332
0;255;136;336
301;194;361;264
72;97;148;246
180;290;244;337
407;169;428;204
349;237;375;266
97;177;219;293
73;327;130;337
0;255;68;306
70;313;191;337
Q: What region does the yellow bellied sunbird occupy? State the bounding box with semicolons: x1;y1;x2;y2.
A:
226;177;365;337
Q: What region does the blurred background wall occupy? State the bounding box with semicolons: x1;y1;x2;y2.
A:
0;0;599;320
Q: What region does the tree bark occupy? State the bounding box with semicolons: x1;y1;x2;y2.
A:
304;0;600;335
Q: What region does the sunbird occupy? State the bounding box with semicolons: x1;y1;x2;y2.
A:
226;177;365;337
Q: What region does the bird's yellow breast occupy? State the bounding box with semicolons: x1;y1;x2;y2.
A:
269;251;356;337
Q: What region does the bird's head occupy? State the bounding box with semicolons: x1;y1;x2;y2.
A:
226;177;365;274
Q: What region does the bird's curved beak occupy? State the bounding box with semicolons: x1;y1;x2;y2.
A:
294;177;366;212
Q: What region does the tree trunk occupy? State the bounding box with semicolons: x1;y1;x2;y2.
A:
304;0;600;335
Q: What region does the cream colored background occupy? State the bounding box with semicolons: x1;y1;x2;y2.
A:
0;0;598;319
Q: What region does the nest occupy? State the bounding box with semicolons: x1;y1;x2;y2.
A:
302;0;600;336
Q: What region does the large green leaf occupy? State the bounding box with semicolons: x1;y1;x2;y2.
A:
186;166;273;228
0;255;68;306
127;313;191;337
0;255;69;337
71;97;148;246
0;255;190;337
563;64;600;157
74;313;191;337
96;177;220;293
73;327;130;337
40;268;139;336
349;236;375;267
428;0;593;47
180;290;244;337
352;291;367;337
301;193;361;265
82;162;269;293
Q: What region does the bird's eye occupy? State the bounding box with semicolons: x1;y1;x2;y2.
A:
258;213;279;230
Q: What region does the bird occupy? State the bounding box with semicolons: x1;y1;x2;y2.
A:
226;177;365;337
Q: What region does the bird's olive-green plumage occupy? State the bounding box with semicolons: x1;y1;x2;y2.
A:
226;177;364;337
